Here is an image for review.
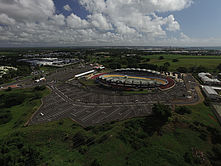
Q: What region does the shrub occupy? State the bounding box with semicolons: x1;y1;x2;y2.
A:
172;59;179;62
5;87;12;91
176;67;188;73
159;56;164;60
175;106;192;115
0;110;12;125
34;85;46;91
91;159;102;166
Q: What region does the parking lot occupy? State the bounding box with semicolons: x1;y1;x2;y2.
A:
28;68;200;127
29;86;154;126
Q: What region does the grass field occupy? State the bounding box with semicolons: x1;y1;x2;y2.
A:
0;87;50;137
0;51;19;57
0;88;221;166
145;54;221;71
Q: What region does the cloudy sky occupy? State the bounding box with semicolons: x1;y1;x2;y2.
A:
0;0;221;47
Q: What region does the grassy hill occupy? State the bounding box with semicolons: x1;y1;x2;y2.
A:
0;87;221;166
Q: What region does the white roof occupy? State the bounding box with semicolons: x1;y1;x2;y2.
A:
198;72;220;83
75;70;95;78
203;86;218;95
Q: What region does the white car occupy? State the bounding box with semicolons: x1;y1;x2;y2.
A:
40;112;44;116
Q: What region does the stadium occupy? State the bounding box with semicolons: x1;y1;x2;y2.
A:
95;68;175;91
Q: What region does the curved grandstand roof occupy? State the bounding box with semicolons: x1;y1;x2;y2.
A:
98;74;168;86
114;68;160;75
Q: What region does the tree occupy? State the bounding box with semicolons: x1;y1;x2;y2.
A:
152;103;172;121
217;64;221;71
164;62;170;67
159;56;164;60
6;87;12;91
172;59;179;62
175;106;192;115
145;58;150;62
91;159;102;166
176;67;188;73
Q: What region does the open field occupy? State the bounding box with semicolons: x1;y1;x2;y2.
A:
145;54;221;71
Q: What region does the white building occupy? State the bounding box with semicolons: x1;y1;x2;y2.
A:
75;70;95;79
202;86;221;100
198;73;221;85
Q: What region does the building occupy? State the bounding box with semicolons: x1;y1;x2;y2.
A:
198;73;221;85
202;86;221;100
75;70;95;79
0;66;17;78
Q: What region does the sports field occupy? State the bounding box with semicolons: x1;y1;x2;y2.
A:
101;74;168;85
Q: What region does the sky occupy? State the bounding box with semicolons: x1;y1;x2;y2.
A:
0;0;221;47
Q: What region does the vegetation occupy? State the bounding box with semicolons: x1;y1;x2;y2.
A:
152;103;172;121
0;87;50;136
175;106;192;115
0;89;220;166
1;49;221;165
87;52;221;73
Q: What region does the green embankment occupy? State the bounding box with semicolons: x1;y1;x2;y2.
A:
0;87;50;137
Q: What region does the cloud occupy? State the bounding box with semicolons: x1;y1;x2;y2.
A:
0;0;197;46
0;13;15;25
165;15;180;31
88;13;113;31
0;0;55;22
64;4;72;11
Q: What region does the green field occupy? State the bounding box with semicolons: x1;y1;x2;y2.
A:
96;53;221;72
145;54;221;71
0;51;19;57
0;88;221;166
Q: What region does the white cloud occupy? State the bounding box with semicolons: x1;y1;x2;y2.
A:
0;13;15;25
0;0;55;22
165;15;180;31
88;13;112;31
0;0;200;47
66;13;89;29
64;4;72;11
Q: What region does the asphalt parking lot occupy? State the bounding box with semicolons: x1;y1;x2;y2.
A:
29;86;154;127
28;68;200;127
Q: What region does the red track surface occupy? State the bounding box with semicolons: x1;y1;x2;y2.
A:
91;73;107;79
160;77;175;90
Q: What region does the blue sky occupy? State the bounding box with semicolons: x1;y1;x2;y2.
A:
0;0;221;47
172;0;221;38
